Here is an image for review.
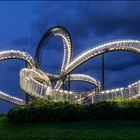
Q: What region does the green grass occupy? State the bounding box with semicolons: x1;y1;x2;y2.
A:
0;117;140;140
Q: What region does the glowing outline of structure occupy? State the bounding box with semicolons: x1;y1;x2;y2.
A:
0;26;140;105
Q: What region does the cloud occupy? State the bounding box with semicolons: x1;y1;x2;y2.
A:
11;37;31;47
2;1;140;101
10;1;140;56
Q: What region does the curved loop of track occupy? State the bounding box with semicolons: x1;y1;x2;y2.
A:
1;27;140;105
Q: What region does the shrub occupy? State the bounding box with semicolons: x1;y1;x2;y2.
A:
49;103;87;122
8;99;87;122
87;101;121;120
0;113;7;117
7;98;140;123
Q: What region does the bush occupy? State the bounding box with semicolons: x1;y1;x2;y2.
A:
8;99;87;123
87;99;140;120
7;98;140;123
0;113;7;117
49;104;87;122
87;101;121;120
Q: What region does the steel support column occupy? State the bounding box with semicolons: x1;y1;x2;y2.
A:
102;53;105;91
68;74;71;91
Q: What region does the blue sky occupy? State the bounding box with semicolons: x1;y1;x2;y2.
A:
1;1;140;112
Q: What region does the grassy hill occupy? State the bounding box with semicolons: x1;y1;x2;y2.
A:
0;116;140;140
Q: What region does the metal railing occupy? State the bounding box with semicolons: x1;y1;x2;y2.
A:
1;28;140;106
78;81;140;104
0;90;25;105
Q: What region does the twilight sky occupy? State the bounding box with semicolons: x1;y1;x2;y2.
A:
1;1;140;112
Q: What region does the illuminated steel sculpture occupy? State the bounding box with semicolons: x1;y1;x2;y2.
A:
0;26;140;105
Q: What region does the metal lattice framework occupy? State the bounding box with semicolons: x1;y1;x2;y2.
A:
0;26;140;105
